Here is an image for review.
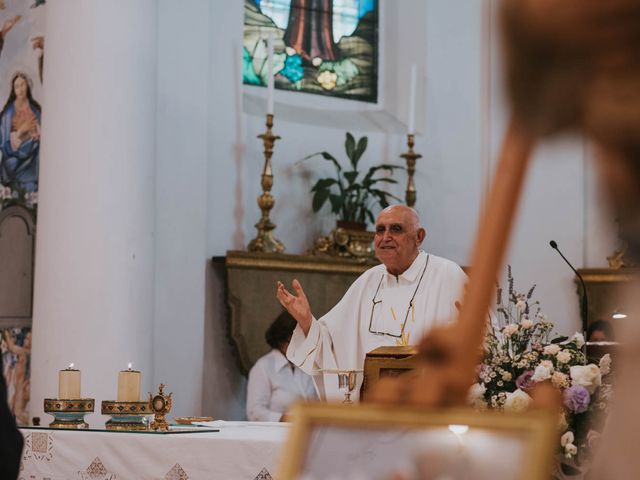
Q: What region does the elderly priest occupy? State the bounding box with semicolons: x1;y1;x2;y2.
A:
276;205;467;400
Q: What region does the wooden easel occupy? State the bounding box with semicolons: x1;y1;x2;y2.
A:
376;120;534;406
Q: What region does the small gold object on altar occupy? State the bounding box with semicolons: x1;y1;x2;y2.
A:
400;133;422;207
149;383;172;432
248;113;285;253
174;416;213;425
311;222;375;260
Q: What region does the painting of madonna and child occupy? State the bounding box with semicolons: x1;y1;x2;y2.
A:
244;0;378;103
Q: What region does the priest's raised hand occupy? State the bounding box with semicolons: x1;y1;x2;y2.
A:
276;279;312;335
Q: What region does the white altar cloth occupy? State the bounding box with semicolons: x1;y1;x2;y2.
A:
19;423;288;480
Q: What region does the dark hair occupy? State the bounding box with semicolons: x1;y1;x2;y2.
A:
587;319;615;342
265;311;297;349
1;72;41;119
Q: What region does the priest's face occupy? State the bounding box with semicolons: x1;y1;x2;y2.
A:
374;205;426;276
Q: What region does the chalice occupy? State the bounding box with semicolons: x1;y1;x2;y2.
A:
322;369;363;404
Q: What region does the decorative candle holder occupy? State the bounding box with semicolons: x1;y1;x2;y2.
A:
44;398;94;429
248;114;285;254
101;400;152;431
400;134;422;208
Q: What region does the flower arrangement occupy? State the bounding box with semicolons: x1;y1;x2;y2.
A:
0;184;37;212
469;266;612;471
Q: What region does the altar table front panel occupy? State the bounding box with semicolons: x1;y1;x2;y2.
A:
19;423;288;480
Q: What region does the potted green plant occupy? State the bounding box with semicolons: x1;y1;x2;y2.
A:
308;132;403;229
306;132;403;258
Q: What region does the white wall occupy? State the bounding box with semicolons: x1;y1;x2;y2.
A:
149;0;616;419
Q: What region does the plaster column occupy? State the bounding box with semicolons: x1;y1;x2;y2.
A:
30;0;157;424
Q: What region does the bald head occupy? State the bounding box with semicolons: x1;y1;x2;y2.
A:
374;205;426;276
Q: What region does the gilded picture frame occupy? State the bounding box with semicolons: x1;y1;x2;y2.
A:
279;402;557;480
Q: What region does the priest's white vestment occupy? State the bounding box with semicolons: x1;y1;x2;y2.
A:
287;251;467;400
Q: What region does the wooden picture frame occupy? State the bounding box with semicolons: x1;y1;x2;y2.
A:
279;402;557;480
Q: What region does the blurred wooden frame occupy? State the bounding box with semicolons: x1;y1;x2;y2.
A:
279;402;558;480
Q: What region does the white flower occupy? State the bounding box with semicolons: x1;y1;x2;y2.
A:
540;360;554;371
571;332;585;348
515;299;527;312
521;317;534;329
556;350;572;363
504;389;532;412
503;324;519;336
565;443;578;459
543;344;561;355
551;371;569;388
532;364;552;382
25;191;38;207
570;364;602;394
467;383;486;405
0;185;11;200
599;354;612;376
501;371;512;382
560;431;575;447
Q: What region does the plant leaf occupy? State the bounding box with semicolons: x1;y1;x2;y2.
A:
328;194;343;214
343;171;358;185
550;336;569;344
365;209;375;225
345;132;356;166
312;189;330;212
321;152;343;174
311;178;339;192
352;136;368;168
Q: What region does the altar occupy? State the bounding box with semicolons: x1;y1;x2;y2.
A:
19;423;287;480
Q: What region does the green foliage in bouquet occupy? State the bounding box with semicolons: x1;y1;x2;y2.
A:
306;132;403;226
469;266;612;473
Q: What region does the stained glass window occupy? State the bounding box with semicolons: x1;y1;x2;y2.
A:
243;0;379;103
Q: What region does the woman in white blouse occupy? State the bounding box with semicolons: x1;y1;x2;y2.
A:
246;311;318;422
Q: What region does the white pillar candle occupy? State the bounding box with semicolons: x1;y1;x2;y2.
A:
266;31;274;115
117;364;141;402
58;364;81;399
408;64;417;134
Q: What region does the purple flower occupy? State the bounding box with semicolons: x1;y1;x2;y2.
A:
516;370;535;392
563;385;591;413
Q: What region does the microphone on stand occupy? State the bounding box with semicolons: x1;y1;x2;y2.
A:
549;240;588;344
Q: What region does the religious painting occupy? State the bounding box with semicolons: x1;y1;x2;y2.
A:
0;0;44;424
279;403;557;480
0;0;45;215
243;0;379;103
1;326;31;425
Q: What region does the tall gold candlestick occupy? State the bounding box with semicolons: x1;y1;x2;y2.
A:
248;114;285;253
400;134;422;208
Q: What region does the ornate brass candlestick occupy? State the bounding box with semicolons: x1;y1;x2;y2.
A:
101;400;152;431
248;114;285;253
400;134;422;208
44;398;94;429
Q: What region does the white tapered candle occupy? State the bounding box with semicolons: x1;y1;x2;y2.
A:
408;64;417;134
267;32;274;115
